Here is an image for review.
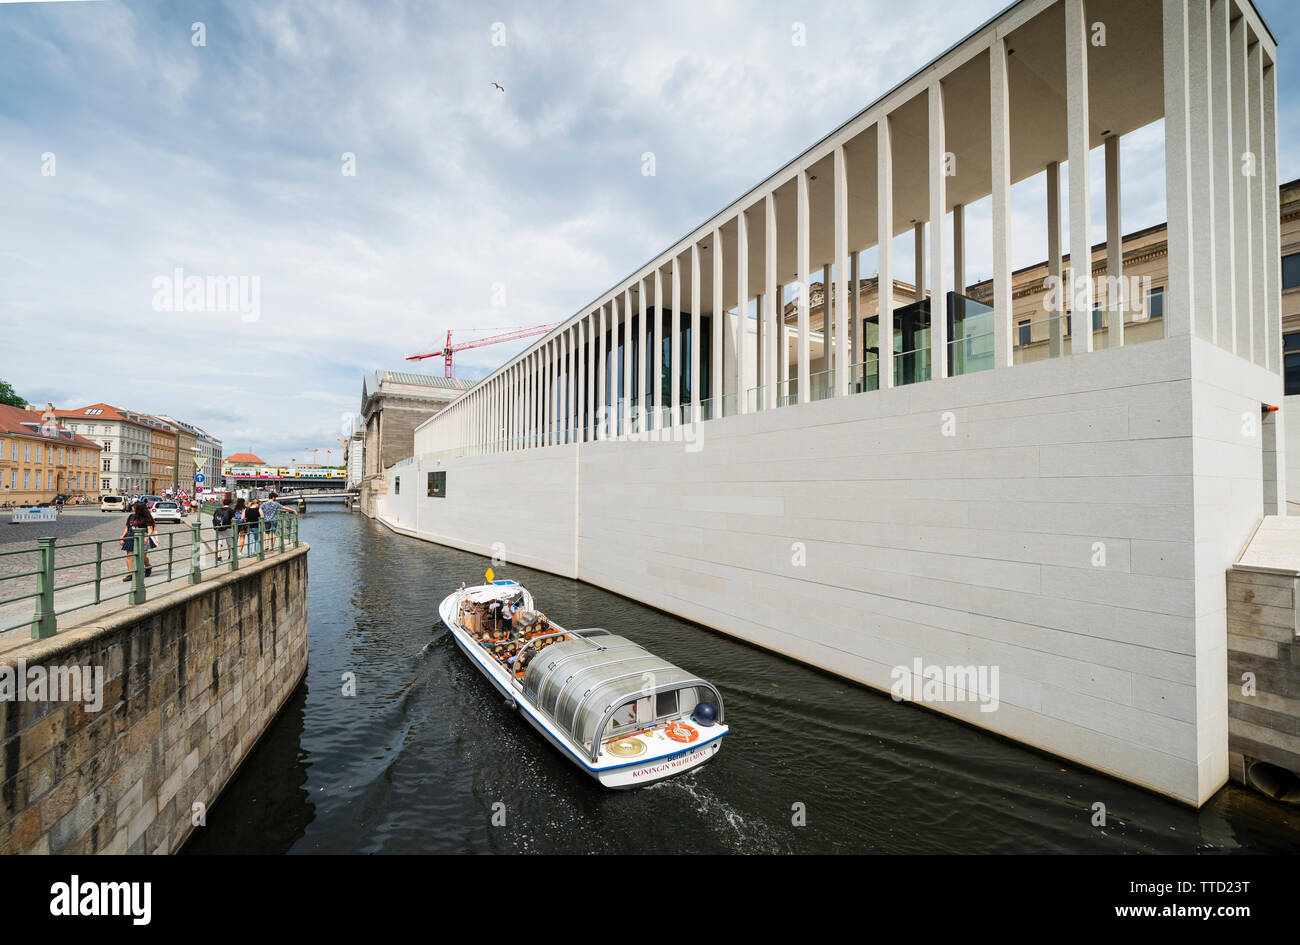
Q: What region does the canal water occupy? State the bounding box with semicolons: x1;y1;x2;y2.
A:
185;507;1300;854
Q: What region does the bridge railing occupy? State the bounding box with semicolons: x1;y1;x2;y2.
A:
0;512;301;640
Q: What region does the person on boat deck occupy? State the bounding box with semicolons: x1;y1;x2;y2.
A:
501;599;515;634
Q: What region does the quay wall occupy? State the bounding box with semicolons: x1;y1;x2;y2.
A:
0;547;308;854
381;336;1283;805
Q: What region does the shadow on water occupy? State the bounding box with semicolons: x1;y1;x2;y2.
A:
186;507;1300;854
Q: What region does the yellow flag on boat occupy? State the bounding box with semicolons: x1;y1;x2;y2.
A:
485;567;495;583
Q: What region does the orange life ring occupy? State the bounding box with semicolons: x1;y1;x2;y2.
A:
664;722;698;743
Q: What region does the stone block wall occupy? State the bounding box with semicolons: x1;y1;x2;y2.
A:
0;545;308;854
1226;565;1300;787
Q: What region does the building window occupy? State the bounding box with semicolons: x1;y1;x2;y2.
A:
23;443;30;462
103;459;111;472
395;476;400;495
1016;320;1031;347
1284;253;1300;290
428;471;446;498
1065;313;1072;336
23;472;29;490
1285;334;1300;396
1092;308;1103;332
58;448;64;464
1147;287;1165;320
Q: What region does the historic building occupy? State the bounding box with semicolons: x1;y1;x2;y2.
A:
0;404;101;504
358;372;472;516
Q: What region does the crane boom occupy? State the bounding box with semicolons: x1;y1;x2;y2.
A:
406;324;558;378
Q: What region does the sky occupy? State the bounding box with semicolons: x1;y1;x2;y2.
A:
1;0;1297;464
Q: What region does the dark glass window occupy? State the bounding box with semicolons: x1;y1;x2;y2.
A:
1017;320;1031;347
1285;333;1300;396
394;476;400;495
1092;308;1103;332
1283;253;1300;290
1147;287;1165;320
427;470;446;498
656;689;679;719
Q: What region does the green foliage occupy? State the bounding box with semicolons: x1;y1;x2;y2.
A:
0;380;26;408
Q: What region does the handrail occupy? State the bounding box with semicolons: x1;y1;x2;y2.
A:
0;508;302;639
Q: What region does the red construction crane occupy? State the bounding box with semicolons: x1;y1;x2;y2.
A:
406;325;558;378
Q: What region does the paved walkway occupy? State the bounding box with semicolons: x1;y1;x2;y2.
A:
0;508;295;643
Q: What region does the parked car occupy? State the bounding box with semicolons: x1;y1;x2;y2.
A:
152;501;183;524
101;495;128;512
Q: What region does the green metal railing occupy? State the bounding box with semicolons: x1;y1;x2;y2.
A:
0;510;301;640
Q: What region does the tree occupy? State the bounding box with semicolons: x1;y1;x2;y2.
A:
0;380;25;408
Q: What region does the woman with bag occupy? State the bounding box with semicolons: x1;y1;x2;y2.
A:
120;501;158;581
234;497;249;556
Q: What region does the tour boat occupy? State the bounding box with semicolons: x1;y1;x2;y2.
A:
439;579;728;788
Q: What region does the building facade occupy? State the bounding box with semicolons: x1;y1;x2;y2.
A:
0;405;101;505
380;0;1282;807
55;404;153;497
358;372;472;516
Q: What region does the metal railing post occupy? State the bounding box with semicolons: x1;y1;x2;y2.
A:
293;515;300;548
131;527;146;605
189;522;202;584
32;537;56;639
167;531;175;581
229;521;239;571
257;519;265;561
93;540;103;604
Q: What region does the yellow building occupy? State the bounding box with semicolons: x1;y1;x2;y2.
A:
0;404;102;506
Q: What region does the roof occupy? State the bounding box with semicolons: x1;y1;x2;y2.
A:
0;405;101;450
53;404;176;433
224;453;265;465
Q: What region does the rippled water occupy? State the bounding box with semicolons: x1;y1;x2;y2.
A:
184;508;1300;854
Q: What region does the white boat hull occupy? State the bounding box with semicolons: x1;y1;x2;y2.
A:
440;585;726;789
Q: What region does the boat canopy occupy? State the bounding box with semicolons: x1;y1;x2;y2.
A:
523;633;725;762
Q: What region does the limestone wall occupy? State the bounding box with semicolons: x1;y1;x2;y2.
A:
0;546;308;854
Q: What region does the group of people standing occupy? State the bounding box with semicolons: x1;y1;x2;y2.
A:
211;491;296;561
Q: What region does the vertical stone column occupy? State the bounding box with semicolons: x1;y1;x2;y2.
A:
623;288;633;436
878;117;895;390
596;304;607;439
653;268;664;433
1066;0;1093;353
1210;0;1236;352
990;37;1013;369
765;194;779;407
672;254;682;425
736;210;749;412
849;249;860;387
1046;161;1064;356
691;244;701;421
1165;0;1196;341
1105;135;1125;347
1248;41;1267;368
637;277;647;431
834;144;849;396
1263;56;1281;376
712;228;723;417
928;80;948;378
797;169;811;404
1187;0;1216;343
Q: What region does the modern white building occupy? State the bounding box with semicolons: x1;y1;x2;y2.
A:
380;0;1283;806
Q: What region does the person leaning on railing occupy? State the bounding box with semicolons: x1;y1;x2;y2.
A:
258;491;297;552
120;501;158;581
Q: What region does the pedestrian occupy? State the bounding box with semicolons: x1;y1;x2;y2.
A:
245;497;262;555
233;497;249;555
120;501;157;581
259;490;296;551
212;497;236;562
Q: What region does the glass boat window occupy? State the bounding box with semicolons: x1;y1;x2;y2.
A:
656;689;679;719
